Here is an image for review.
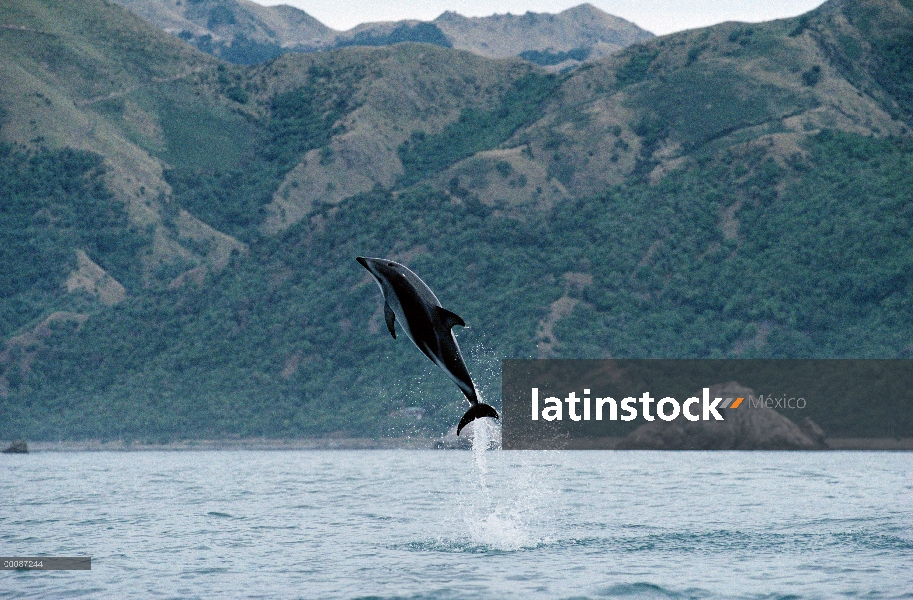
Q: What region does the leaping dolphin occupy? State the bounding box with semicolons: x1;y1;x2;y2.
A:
356;257;499;435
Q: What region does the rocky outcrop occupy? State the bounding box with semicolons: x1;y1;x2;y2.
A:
616;382;829;450
2;440;28;454
799;416;827;448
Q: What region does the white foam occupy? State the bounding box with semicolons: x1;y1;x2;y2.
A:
465;506;537;551
447;343;559;551
457;411;557;552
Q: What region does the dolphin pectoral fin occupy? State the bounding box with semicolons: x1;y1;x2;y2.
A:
456;403;499;436
384;302;396;339
436;307;465;330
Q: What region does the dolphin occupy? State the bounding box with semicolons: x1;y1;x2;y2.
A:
356;257;499;435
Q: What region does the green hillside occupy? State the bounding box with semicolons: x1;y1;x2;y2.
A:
1;0;911;441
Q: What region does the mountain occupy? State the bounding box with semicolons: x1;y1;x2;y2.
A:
338;4;653;69
111;0;333;63
1;0;911;442
0;0;244;294
453;0;913;203
107;0;654;67
433;4;653;66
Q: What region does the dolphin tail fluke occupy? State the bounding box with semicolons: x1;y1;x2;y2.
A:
456;403;499;436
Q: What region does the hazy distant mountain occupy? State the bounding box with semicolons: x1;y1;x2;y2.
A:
110;0;334;63
432;4;654;67
108;0;653;66
1;0;911;441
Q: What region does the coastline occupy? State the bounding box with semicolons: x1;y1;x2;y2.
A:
6;437;437;452
3;437;912;452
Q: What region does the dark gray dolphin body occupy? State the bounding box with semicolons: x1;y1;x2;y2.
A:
356;257;499;435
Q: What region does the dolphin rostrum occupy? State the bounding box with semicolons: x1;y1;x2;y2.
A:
356;257;499;435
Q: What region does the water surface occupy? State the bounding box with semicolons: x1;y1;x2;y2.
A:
1;433;910;598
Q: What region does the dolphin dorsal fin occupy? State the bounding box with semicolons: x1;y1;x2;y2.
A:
384;302;396;339
436;307;465;330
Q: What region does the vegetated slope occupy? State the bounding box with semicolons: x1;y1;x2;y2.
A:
7;131;911;441
1;0;911;442
0;0;251;316
490;0;911;204
108;0;653;68
0;0;553;436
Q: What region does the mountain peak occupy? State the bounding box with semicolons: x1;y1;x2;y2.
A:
110;0;653;68
561;3;605;16
427;4;654;66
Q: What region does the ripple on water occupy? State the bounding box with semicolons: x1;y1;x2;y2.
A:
399;538;548;555
1;450;909;599
595;582;708;599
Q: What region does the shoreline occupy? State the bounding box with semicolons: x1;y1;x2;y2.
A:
3;437;912;452
5;437;438;452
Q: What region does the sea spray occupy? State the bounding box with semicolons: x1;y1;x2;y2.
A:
455;411;558;551
470;412;495;487
442;341;560;551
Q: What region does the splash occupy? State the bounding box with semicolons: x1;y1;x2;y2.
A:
465;340;502;474
465;505;540;552
426;340;558;552
456;398;554;552
465;425;532;550
470;414;497;486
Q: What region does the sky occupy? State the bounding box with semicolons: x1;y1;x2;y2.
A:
253;0;827;36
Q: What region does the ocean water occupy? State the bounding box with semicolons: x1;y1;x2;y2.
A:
2;427;911;599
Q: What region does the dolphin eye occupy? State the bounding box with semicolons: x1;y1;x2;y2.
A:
387;263;396;268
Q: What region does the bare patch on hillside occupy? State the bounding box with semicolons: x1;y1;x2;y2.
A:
564;271;593;290
438;146;569;212
511;95;641;198
176;210;247;271
743;133;808;165
535;271;593;357
165;210;248;289
732;321;772;355
122;99;165;148
263;133;402;233
719;199;744;241
281;350;304;380
637;240;662;268
259;47;534;233
66;250;127;305
536;296;578;358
